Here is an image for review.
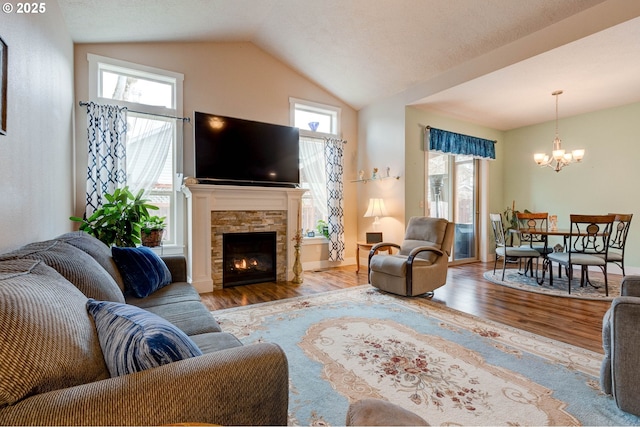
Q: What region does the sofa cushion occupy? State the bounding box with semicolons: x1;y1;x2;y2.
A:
2;239;124;303
0;259;109;407
112;246;172;298
140;300;223;335
56;231;125;291
189;332;243;354
125;281;202;309
86;299;203;377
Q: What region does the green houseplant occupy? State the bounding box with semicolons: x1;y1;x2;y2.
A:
316;219;330;239
141;215;167;247
70;186;159;247
502;205;530;248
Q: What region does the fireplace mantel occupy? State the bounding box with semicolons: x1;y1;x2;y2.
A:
184;183;306;293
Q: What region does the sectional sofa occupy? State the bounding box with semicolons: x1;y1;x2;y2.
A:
0;231;288;426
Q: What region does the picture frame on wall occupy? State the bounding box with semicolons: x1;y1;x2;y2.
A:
0;36;6;135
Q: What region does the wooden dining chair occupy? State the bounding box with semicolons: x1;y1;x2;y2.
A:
603;213;633;276
547;214;615;296
490;213;540;280
515;212;552;256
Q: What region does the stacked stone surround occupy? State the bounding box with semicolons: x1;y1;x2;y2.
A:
211;210;288;288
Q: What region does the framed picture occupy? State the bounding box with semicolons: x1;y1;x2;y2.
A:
0;36;6;135
366;232;383;244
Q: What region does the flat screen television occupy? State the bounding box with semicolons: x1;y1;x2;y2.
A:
194;111;300;187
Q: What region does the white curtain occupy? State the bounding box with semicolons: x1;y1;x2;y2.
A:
84;102;127;217
125;115;173;197
324;137;346;261
299;136;328;221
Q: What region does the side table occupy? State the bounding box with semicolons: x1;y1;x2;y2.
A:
356;242;395;273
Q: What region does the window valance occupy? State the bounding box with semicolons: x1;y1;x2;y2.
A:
426;126;496;160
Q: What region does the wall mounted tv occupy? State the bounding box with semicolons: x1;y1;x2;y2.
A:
194;111;300;187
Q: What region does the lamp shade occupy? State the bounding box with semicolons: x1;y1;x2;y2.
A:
364;198;388;218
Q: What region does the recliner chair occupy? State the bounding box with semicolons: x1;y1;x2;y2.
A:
368;216;454;297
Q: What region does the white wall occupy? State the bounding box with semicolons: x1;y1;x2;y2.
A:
357;93;407;245
0;4;75;253
73;42;359;267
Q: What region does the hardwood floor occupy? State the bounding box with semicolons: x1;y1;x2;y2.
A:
200;261;612;354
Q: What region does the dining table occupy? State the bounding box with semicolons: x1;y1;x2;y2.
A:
510;227;573;285
512;226;607;287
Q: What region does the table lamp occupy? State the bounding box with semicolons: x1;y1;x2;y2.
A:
364;198;388;229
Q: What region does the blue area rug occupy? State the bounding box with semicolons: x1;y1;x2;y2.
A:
483;269;621;300
214;285;639;426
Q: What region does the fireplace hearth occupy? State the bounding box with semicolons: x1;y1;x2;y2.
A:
223;231;277;287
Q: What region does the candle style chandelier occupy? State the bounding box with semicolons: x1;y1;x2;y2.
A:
533;90;585;172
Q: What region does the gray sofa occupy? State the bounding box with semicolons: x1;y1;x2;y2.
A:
0;232;288;426
601;275;640;417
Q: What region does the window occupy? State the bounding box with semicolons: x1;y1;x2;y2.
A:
88;54;184;250
290;98;341;236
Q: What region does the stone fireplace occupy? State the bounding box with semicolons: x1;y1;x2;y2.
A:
212;211;286;286
184;183;306;292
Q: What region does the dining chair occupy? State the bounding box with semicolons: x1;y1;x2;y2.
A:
547;214;615;296
603;213;633;276
515;212;553;255
515;212;553;280
490;213;540;281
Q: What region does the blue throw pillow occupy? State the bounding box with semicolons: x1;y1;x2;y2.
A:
86;299;202;377
111;246;172;298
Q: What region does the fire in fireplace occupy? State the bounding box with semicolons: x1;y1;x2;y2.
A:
222;231;277;287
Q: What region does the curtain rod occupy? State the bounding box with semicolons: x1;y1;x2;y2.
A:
423;125;497;143
79;101;191;123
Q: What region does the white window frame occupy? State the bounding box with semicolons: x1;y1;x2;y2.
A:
290;97;341;138
87;54;186;254
290;98;341;242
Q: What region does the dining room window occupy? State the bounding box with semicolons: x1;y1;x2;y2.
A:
427;152;479;263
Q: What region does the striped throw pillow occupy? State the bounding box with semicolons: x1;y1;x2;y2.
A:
86;299;202;377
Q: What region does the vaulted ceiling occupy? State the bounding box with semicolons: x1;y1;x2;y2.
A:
58;0;640;130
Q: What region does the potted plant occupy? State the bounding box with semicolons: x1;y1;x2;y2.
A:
502;205;531;251
316;219;330;239
70;186;159;247
141;215;166;247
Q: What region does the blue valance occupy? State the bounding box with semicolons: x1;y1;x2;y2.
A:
427;127;496;160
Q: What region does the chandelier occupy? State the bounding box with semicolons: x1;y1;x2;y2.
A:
533;90;585;172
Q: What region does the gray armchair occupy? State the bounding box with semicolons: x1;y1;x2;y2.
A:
368;217;454;297
601;275;640;416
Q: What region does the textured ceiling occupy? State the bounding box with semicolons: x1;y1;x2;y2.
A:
58;0;640;129
412;14;640;130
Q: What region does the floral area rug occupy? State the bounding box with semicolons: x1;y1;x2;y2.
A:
483;268;622;300
213;285;639;426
